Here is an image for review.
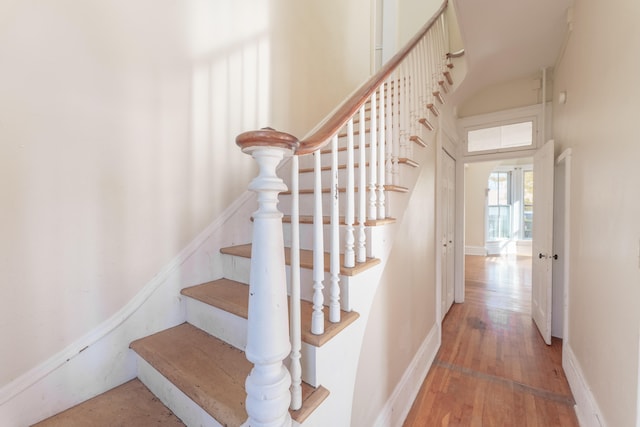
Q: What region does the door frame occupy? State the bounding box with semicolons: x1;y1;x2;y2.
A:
556;148;572;344
455;103;551;304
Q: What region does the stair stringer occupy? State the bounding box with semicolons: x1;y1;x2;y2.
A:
290;127;440;425
0;188;262;426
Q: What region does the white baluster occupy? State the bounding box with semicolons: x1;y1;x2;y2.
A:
289;155;302;411
311;150;325;335
330;134;341;323
378;84;387;220
385;77;393;209
393;77;401;186
357;105;367;263
344;119;355;268
399;70;408;160
238;137;294;427
368;93;378;220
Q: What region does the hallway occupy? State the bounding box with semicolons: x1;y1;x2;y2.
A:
404;255;579;426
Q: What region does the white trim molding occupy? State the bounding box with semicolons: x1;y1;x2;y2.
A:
465;245;487;256
373;323;440;427
563;345;606;427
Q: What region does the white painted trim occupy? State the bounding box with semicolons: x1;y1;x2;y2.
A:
557;148;572;344
465;245;487;256
563;345;606;427
372;323;440;427
0;189;256;422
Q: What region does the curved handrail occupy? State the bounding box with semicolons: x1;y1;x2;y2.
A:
237;0;448;155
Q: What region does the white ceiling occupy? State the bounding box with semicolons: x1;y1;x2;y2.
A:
449;0;573;106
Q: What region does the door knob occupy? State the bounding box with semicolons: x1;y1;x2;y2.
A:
538;253;547;259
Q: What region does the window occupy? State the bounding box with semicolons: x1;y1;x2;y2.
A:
486;168;533;242
459;104;542;156
487;172;511;240
522;170;534;240
468;121;533;153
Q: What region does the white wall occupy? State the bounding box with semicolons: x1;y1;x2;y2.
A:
553;0;640;425
0;0;372;389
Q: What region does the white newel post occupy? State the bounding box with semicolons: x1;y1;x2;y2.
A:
237;129;299;427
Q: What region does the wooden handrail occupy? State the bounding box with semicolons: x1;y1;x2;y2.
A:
296;0;448;155
237;0;448;156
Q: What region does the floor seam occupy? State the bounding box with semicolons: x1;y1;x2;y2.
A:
434;359;576;407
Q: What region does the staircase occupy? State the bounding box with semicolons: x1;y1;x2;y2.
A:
30;2;453;426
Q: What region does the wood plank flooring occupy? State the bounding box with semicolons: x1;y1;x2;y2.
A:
404;255;578;426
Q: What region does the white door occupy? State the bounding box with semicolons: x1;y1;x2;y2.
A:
441;149;456;318
532;140;555;345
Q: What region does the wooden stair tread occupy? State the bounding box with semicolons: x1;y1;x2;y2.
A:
283;185;408;195
281;215;396;227
130;323;328;425
298;157;416;174
221;244;381;276
181;278;248;319
32;379;185;427
182;279;360;347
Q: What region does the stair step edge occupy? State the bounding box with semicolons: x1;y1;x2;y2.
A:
281;184;408;195
220;244;381;276
182;279;361;348
32;379;185;427
130;323;329;425
281;215;396;226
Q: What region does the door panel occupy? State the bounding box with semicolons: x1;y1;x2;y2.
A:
441;149;455;318
532;140;555;345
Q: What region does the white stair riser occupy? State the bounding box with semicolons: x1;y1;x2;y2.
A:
297;165;369;189
281;190;405;221
282;222;373;256
183;296;324;389
184;298;247;351
136;357;223;427
220;253;354;311
279;191;369;217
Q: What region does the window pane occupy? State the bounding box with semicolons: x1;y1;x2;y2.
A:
523;205;533;239
487;205;511;240
468;121;533;152
523;170;534;205
523;170;534;240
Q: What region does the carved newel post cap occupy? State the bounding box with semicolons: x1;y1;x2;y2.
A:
236;127;299;153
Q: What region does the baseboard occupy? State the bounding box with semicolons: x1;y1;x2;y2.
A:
465;245;487;256
372;323;440;427
563;344;606;427
0;190;256;426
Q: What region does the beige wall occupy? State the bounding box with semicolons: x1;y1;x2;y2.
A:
0;0;372;387
553;0;640;425
457;72;553;118
397;0;444;47
351;139;437;426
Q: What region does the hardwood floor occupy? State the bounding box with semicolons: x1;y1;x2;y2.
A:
403;255;578;426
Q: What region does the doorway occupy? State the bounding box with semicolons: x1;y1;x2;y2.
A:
463;157;534;315
461;152;567;342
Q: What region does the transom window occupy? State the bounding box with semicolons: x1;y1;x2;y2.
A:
468;121;533;153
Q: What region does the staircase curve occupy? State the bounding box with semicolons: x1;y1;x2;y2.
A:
24;1;458;426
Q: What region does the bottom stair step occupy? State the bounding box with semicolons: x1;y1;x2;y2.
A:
130;323;328;426
32;378;185;426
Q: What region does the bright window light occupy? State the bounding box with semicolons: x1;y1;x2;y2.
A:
468;121;533;153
